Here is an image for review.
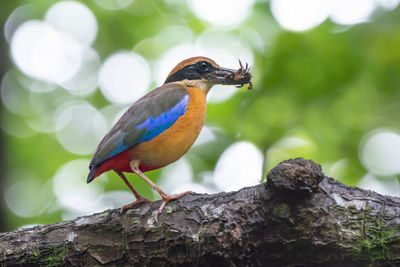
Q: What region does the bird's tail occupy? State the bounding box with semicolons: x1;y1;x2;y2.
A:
87;165;100;183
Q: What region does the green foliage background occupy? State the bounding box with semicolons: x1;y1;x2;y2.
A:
0;0;399;231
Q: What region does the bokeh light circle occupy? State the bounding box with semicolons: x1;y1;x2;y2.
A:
99;51;151;105
378;0;400;10
27;90;65;133
330;0;375;25
195;32;254;69
214;141;263;191
189;0;254;26
271;0;332;32
271;0;387;30
5;171;52;218
4;5;33;43
360;129;400;176
61;47;100;96
1;71;32;116
11;20;83;84
52;159;106;214
17;74;57;93
193;126;216;147
54;101;107;155
45;1;98;45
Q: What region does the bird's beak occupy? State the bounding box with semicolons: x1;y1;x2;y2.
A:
206;61;252;87
206;68;238;85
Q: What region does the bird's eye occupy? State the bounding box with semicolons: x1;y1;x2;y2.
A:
197;61;209;72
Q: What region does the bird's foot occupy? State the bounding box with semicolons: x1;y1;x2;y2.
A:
120;197;152;213
157;191;192;215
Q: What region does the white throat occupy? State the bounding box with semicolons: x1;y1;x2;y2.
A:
182;79;214;93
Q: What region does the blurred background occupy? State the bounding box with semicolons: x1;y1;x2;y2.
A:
0;0;399;231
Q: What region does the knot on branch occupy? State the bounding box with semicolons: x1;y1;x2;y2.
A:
267;158;324;195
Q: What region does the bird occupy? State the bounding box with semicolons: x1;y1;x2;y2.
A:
87;56;252;215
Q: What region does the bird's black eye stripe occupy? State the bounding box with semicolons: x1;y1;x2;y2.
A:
164;60;215;83
197;61;210;72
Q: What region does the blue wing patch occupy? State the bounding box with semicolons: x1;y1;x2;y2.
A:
105;94;189;160
136;94;189;142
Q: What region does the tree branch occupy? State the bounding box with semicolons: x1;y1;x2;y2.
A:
1;158;399;266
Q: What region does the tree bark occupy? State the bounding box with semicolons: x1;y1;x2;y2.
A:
0;158;399;266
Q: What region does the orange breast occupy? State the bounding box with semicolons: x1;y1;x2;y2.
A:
129;85;207;168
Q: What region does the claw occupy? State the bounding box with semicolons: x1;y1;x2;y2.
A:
120;197;152;213
156;191;192;216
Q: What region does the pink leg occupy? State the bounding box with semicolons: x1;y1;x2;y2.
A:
129;161;192;214
115;171;152;213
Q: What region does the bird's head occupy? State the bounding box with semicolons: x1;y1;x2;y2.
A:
164;56;252;92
